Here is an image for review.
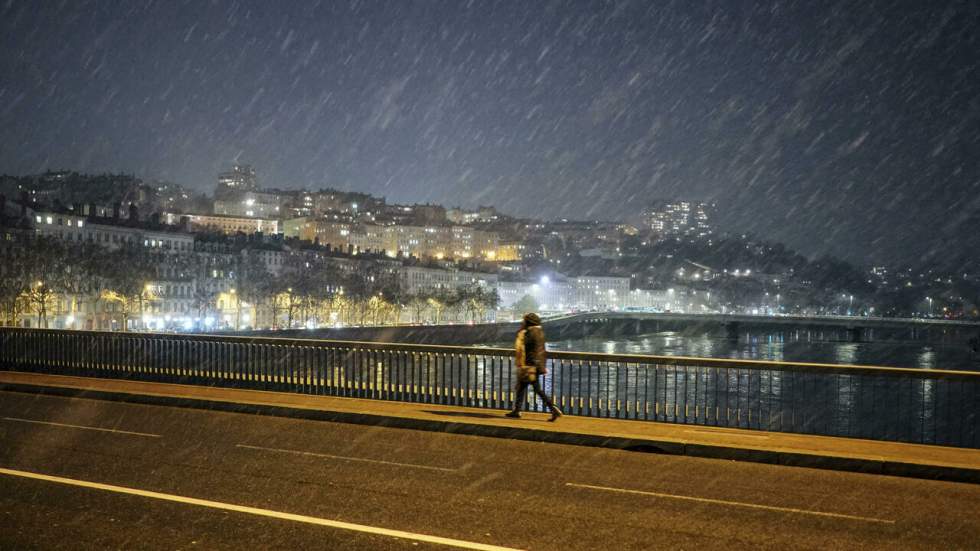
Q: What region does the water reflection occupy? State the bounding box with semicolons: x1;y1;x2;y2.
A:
546;331;979;371
686;335;716;358
918;347;936;369
835;343;858;365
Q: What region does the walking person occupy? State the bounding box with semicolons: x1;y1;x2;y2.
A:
506;312;563;421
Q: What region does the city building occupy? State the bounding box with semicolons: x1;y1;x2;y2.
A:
398;265;499;294
326;189;382;214
498;275;630;312
488;241;523;262
282;217;503;261
247;246;287;276
32;208;195;253
165;212;279;236
623;288;688;312
446;206;499;225
642;200;714;240
213;190;282;219
216;165;258;195
379;203;446;226
278;190;316;218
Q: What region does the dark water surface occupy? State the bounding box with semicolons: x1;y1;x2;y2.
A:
543;331;980;371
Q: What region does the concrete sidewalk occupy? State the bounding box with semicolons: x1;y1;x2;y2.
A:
2;370;979;484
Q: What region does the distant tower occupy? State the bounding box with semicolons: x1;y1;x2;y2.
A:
216;165;258;197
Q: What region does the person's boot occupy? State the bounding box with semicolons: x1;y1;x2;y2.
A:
505;410;521;418
548;406;563;422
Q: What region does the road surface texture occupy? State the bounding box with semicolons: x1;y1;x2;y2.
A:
1;390;978;550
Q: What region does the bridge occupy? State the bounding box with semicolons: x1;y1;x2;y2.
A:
2;327;979;549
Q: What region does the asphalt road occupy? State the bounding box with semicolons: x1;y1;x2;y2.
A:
1;390;978;550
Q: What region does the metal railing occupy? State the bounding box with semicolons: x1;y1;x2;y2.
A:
1;328;977;448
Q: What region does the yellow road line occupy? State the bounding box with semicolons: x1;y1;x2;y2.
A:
565;482;895;524
0;467;522;551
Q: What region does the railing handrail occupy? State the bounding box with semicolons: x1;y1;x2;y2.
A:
536;311;980;327
3;326;978;381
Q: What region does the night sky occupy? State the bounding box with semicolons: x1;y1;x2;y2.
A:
1;1;978;266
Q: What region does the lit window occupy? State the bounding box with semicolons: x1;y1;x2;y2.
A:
46;216;53;224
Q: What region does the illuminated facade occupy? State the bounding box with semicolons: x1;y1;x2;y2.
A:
498;276;630;312
213;190;281;218
398;265;499;294
282;218;503;260
166;212;279;236
642;200;714;240
33;210;194;252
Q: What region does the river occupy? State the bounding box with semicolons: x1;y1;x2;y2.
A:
544;331;980;371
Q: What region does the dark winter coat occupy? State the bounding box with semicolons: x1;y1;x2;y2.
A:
515;324;547;374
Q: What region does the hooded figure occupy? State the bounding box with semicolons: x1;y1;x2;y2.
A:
506;312;563;421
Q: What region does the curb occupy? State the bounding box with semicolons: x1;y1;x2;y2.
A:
2;381;978;485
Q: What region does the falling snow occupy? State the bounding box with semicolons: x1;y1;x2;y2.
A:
0;1;978;267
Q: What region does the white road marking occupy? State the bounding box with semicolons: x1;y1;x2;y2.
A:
0;467;522;551
236;444;459;473
565;482;895;524
2;417;162;438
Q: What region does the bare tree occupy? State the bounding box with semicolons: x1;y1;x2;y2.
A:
101;245;157;331
51;242;105;328
24;237;68;328
0;246;30;326
406;291;430;324
234;251;270;329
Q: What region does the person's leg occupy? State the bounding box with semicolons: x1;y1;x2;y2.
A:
532;378;563;420
530;379;555;410
508;381;528;416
